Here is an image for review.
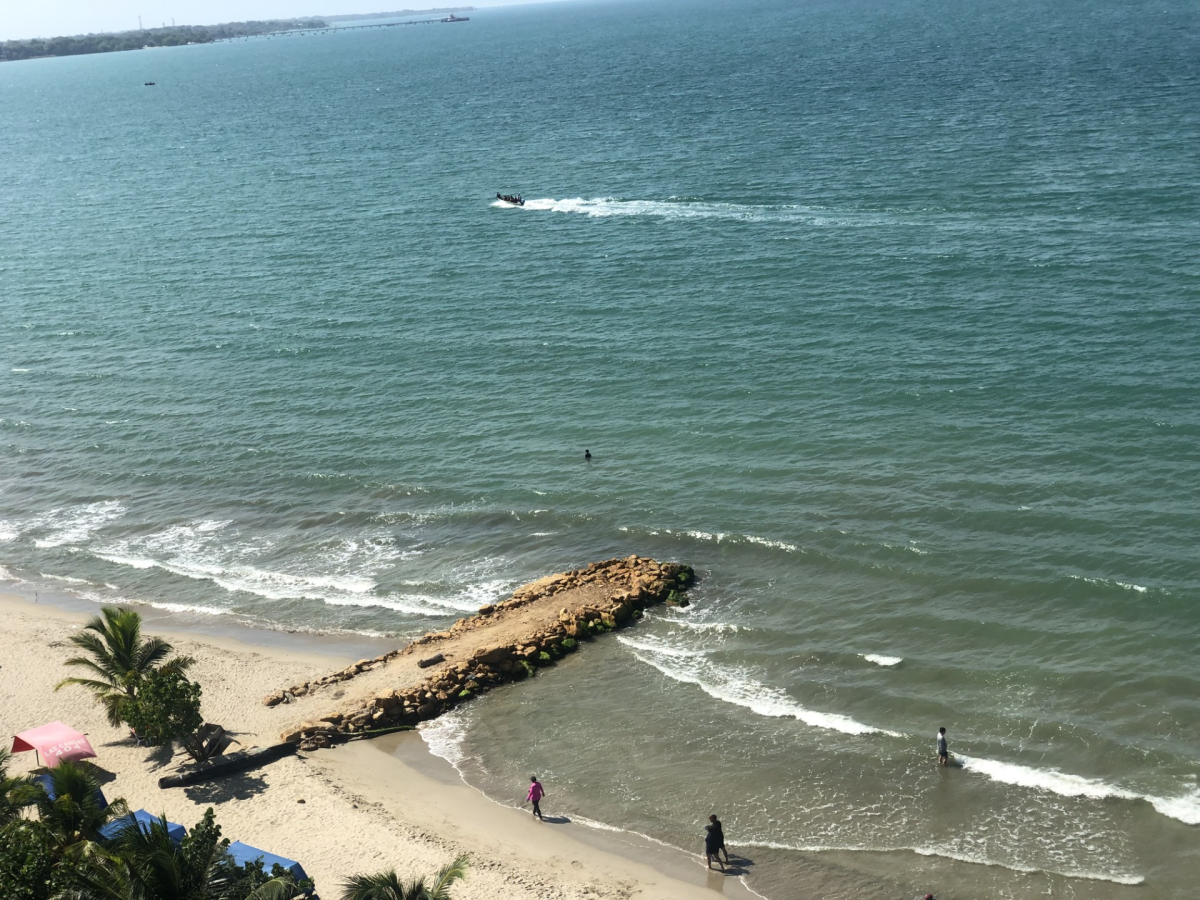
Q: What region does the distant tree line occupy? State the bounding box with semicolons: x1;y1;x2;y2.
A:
0;20;329;62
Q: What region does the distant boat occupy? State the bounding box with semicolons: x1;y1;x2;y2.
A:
441;14;469;23
496;193;524;206
144;82;156;86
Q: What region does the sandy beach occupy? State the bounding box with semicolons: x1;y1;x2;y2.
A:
0;591;760;900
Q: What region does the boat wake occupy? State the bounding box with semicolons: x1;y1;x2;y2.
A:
509;196;910;226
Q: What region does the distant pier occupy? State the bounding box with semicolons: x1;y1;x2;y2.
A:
220;18;466;42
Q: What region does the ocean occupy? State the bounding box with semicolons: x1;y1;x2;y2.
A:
2;0;1198;896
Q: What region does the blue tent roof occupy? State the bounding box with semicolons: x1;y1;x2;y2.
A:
227;840;309;882
33;773;108;810
99;809;186;844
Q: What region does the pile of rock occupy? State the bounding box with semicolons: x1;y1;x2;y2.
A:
262;649;401;708
277;556;694;748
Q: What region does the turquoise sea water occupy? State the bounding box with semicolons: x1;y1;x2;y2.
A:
2;0;1199;896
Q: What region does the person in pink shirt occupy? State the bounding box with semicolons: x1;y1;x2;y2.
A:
527;775;546;820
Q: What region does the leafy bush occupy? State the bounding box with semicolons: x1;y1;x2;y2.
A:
124;667;203;750
0;821;67;900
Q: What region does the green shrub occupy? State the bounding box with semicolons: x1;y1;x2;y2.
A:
519;660;536;678
537;651;552;665
561;637;578;651
0;821;67;900
123;668;203;752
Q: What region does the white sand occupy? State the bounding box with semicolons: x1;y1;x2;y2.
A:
0;594;757;900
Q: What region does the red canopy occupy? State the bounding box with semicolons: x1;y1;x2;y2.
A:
12;721;97;768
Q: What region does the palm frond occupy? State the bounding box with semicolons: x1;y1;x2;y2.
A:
427;854;469;900
341;869;409;900
56;674;121;693
132;636;176;671
244;875;301;900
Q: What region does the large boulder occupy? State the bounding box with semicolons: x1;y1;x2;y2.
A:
473;644;515;666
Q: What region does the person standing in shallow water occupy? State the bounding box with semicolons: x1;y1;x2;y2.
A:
584;449;592;461
937;727;949;766
705;814;726;871
527;775;546;820
705;816;724;868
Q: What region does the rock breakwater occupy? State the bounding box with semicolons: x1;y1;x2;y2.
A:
269;556;694;750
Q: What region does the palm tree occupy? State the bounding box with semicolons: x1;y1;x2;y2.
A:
15;760;129;854
1;747;34;825
55;606;194;727
340;855;468;900
66;809;302;900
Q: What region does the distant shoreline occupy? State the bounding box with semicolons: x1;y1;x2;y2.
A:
0;10;474;62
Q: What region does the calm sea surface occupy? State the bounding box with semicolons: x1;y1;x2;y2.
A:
2;0;1199;896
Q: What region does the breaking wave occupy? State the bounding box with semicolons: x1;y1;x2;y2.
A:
959;755;1200;825
622;636;901;737
30;501;125;548
861;654;903;666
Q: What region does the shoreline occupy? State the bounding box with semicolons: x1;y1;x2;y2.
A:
0;588;762;899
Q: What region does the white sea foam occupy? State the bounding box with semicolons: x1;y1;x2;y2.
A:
683;529;725;542
0;565;20;582
910;846;1144;885
627;643;901;737
737;838;1144;885
959;755;1139;801
667;619;741;634
1070;574;1149;593
0;521;18;542
418;709;470;770
32;500;125;548
861;654;903;666
958;756;1200;825
88;520;463;615
11;368;29;373
617;634;709;658
39;573;94;585
1147;788;1200;825
105;596;230;617
662;528;797;552
744;534;799;551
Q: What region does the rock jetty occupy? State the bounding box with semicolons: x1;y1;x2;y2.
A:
267;556;694;750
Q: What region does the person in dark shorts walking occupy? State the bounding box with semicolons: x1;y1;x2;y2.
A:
937;727;949;766
527;775;546;820
705;814;726;871
708;814;729;864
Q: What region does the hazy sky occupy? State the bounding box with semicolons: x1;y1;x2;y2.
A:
1;0;552;41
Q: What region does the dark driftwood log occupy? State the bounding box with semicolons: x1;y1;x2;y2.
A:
158;742;297;789
417;653;445;668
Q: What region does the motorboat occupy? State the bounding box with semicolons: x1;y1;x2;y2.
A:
496;193;524;206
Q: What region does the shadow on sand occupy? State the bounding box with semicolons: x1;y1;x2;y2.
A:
708;852;755;878
183;771;269;804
